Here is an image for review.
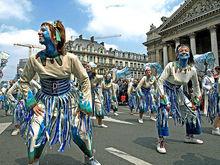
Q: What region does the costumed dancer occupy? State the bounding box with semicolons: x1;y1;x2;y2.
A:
19;20;101;165
127;78;138;115
202;69;215;116
111;81;119;116
156;44;203;154
101;73;113;115
7;72;41;136
0;83;10;116
85;62;107;128
136;66;157;123
210;66;220;136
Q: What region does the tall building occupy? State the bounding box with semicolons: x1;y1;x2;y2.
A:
65;35;148;78
144;0;220;68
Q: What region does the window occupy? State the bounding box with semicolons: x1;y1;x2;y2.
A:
89;56;93;62
125;62;128;67
134;63;137;68
109;58;112;64
130;62;133;68
87;45;94;52
120;61;123;66
115;61;118;66
77;45;81;51
99;48;104;54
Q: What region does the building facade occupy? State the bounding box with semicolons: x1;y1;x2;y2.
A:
144;0;220;68
65;35;147;79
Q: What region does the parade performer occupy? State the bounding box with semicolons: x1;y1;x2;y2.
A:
111;81;119;116
19;20;101;165
136;66;157;123
127;78;138;114
0;83;10;116
156;44;203;154
85;62;107;128
101;73;114;115
211;66;220;136
202;69;215;116
7;73;41;136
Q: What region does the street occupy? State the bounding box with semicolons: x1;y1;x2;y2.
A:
0;106;220;165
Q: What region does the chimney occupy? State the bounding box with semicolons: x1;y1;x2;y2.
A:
90;36;94;42
100;42;104;46
79;34;83;39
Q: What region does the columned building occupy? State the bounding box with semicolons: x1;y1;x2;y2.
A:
144;0;220;68
65;35;147;79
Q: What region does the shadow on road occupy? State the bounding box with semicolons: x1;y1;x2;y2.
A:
201;126;212;135
133;136;156;151
15;154;84;165
174;153;220;165
134;136;186;151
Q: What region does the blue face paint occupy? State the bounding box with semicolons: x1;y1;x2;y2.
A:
39;26;57;58
178;52;190;68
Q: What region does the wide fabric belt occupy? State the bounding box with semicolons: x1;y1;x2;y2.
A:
40;78;70;96
141;86;151;92
164;80;181;90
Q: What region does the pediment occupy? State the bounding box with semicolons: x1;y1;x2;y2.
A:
160;0;220;32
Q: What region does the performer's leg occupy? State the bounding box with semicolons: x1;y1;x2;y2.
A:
183;100;203;144
71;112;101;165
95;93;107;128
212;116;220;135
156;107;169;154
28;114;46;164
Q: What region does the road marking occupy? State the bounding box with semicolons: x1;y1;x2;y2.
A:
103;117;134;125
0;122;12;134
105;147;152;165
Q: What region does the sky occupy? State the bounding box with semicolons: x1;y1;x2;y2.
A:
0;0;184;80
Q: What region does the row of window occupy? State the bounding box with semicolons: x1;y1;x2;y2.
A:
72;44;145;60
78;55;145;68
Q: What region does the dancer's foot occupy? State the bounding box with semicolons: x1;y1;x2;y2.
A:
184;136;203;144
84;156;101;165
156;140;166;154
11;128;20;136
212;128;220;136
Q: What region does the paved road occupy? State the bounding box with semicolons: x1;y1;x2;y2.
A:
0;106;220;165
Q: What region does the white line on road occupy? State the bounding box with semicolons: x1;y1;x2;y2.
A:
103;117;134;125
105;147;152;165
0;122;12;135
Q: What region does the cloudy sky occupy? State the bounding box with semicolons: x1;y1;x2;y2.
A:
0;0;184;80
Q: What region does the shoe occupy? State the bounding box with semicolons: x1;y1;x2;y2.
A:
138;118;143;124
113;112;118;116
97;124;108;128
184;137;203;144
212;128;220;136
150;116;157;121
90;116;96;120
84;156;101;165
11;128;20;136
28;160;39;165
156;141;166;154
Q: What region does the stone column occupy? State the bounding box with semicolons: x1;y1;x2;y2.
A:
156;49;159;62
136;71;139;78
209;25;219;65
175;38;180;50
189;33;196;55
83;54;87;62
163;43;168;67
95;56;98;63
